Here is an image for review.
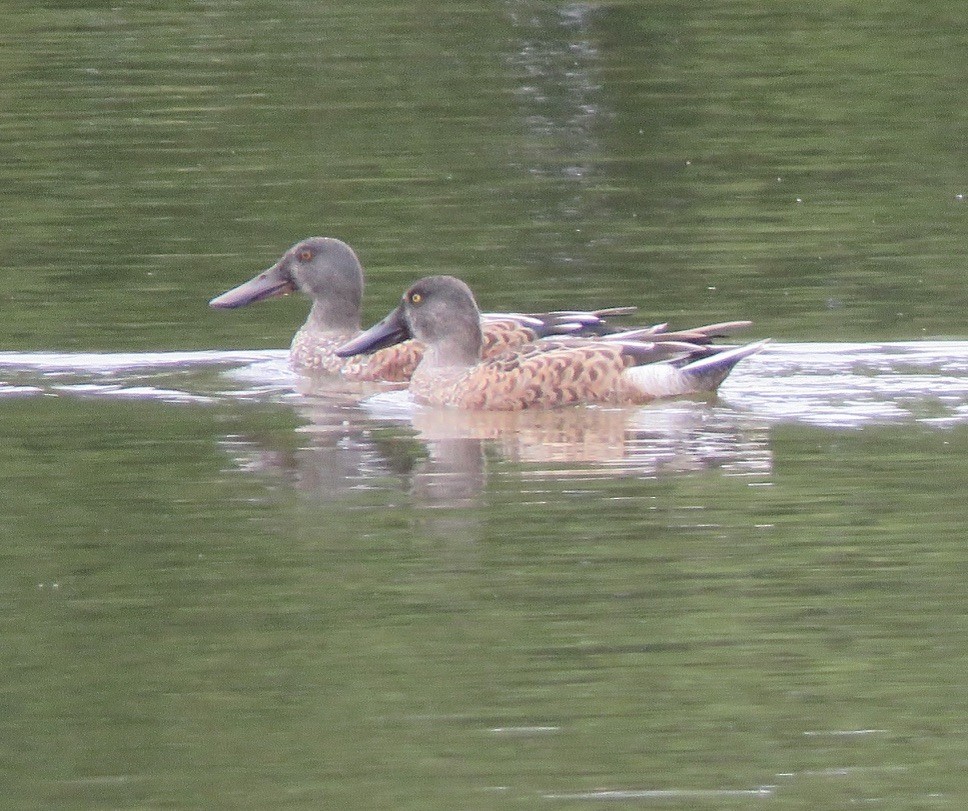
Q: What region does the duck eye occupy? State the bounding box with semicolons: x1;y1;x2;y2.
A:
410;292;422;304
298;249;313;261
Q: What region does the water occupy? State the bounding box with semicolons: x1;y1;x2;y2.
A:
4;340;967;429
2;0;967;807
2;347;966;807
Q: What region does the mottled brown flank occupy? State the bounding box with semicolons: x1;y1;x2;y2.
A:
289;327;423;382
351;342;424;382
410;342;639;410
288;318;540;383
481;321;539;356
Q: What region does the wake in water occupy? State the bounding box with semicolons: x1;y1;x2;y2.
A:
0;349;293;404
1;342;967;429
722;342;968;428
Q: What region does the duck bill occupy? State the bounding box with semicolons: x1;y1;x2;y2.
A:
209;262;296;309
336;305;411;356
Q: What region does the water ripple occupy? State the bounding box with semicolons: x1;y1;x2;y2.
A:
1;342;966;429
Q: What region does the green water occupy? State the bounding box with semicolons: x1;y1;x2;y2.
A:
2;397;966;806
2;1;967;808
4;0;967;349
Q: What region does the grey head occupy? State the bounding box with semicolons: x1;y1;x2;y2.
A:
209;237;365;332
337;275;484;365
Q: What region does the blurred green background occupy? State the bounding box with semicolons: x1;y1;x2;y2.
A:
1;1;966;808
3;0;966;351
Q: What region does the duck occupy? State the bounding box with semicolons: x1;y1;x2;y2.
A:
336;275;768;410
209;237;635;383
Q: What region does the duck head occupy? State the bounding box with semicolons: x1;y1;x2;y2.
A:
209;237;365;331
337;275;484;365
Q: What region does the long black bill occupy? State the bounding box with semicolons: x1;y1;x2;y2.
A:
209;262;296;309
336;305;411;357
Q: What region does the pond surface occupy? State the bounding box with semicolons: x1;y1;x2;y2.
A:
2;0;967;808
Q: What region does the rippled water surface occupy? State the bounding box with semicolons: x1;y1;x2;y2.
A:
2;0;967;807
3;345;966;807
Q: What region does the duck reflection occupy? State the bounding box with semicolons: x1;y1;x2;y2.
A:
407;401;772;479
218;391;773;512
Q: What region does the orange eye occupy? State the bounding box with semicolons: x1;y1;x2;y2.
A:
298;249;312;261
410;292;422;304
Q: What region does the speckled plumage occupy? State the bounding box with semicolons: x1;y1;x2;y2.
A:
337;276;768;411
286;315;586;383
409;340;666;409
286;327;418;382
210;237;633;384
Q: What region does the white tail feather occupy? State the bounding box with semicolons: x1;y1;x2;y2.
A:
622;340;769;399
621;363;695;399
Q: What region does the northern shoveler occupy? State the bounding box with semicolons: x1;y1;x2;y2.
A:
336;275;767;410
209;237;634;383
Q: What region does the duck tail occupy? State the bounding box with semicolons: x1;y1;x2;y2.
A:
622;339;769;400
678;339;770;390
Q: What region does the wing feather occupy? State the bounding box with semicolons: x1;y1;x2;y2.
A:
453;342;630;409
